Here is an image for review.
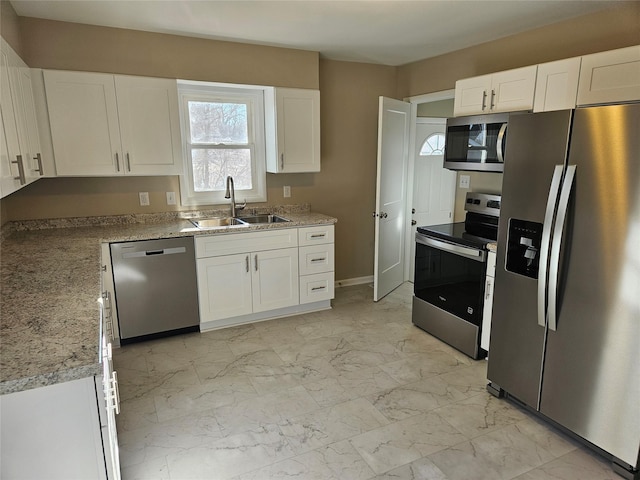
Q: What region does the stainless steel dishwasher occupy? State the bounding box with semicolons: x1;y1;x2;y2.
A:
110;236;199;344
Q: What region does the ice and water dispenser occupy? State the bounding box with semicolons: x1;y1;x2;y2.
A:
505;219;543;279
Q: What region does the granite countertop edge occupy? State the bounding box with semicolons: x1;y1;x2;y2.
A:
0;206;337;396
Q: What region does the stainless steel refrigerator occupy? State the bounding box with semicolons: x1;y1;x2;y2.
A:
487;103;639;479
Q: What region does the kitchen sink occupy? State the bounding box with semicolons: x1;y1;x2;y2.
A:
190;214;290;229
236;214;290;224
190;217;248;229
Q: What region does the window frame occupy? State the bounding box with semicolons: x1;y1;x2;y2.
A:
177;81;267;207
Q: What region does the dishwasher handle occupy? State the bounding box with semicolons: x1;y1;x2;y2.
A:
122;246;187;259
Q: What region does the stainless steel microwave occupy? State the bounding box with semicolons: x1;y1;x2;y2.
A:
444;113;509;172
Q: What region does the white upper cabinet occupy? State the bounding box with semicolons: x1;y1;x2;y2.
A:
265;87;321;173
454;66;537;116
114;75;183;175
577;45;640;106
533;57;581;112
1;38;44;198
43;70;183;176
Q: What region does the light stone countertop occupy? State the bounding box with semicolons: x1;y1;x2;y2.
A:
0;207;336;395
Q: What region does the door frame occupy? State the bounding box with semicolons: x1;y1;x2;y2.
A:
403;89;455;280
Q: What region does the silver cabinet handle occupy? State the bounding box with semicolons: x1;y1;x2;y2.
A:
490;89;496;110
548;165;576;332
538;165;564;328
311;286;326;291
245;255;249;273
311;257;326;262
280;153;284;170
115;152;120;172
482;90;487;111
11;155;26;185
34;153;44;175
126;152;131;172
310;233;326;238
254;254;258;272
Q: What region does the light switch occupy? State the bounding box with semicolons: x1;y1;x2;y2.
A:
283;185;291;198
166;191;176;205
459;175;470;189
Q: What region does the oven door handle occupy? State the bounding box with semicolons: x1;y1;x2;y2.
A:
416;235;486;262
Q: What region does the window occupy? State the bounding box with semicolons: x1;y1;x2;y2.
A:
419;133;446;156
178;82;267;206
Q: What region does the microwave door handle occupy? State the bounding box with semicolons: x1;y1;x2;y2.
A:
496;123;507;163
538;165;564;328
548;165;576;332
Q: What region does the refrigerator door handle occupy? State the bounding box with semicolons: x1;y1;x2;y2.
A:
538;165;565;328
548;164;576;332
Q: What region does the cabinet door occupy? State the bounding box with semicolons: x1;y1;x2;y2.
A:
577;45;640;106
453;75;492;116
0;55;23;196
197;253;253;322
44;70;121;176
1;40;37;193
0;377;108;480
267;88;320;173
534;58;581;112
252;247;299;313
491;66;537;113
114;75;183;175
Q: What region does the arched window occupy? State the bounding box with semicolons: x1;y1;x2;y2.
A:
419;133;446;156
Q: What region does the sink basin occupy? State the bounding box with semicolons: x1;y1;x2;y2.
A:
236;214;290;224
190;217;247;229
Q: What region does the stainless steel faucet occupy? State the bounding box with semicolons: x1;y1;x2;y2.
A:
224;176;246;217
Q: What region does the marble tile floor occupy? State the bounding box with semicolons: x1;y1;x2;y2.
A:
114;282;619;480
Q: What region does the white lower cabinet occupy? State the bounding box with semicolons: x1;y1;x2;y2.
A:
481;250;496;352
298;225;335;304
197;247;299;322
195;225;335;328
0;373;120;480
196;229;300;325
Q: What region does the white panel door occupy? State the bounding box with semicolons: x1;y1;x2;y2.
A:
409;118;456;280
115;75;182;175
44;70;121;175
252;247;299;313
374;96;410;301
197;254;253;322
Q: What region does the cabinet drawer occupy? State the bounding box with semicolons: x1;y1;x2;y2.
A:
487;251;496;278
195;228;298;258
299;244;334;275
299;272;334;304
298;225;334;246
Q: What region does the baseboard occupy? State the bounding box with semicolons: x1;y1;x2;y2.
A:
334;276;374;288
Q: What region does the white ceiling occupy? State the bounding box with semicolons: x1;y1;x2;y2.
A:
10;0;624;66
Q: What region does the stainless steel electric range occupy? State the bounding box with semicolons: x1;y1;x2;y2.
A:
412;192;501;359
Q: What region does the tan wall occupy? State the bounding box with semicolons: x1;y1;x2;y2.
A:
0;0;22;55
19;17;319;88
397;2;640;98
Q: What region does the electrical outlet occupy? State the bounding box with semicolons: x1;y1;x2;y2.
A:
139;192;150;206
166;191;176;205
283;185;291;198
459;175;470;189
